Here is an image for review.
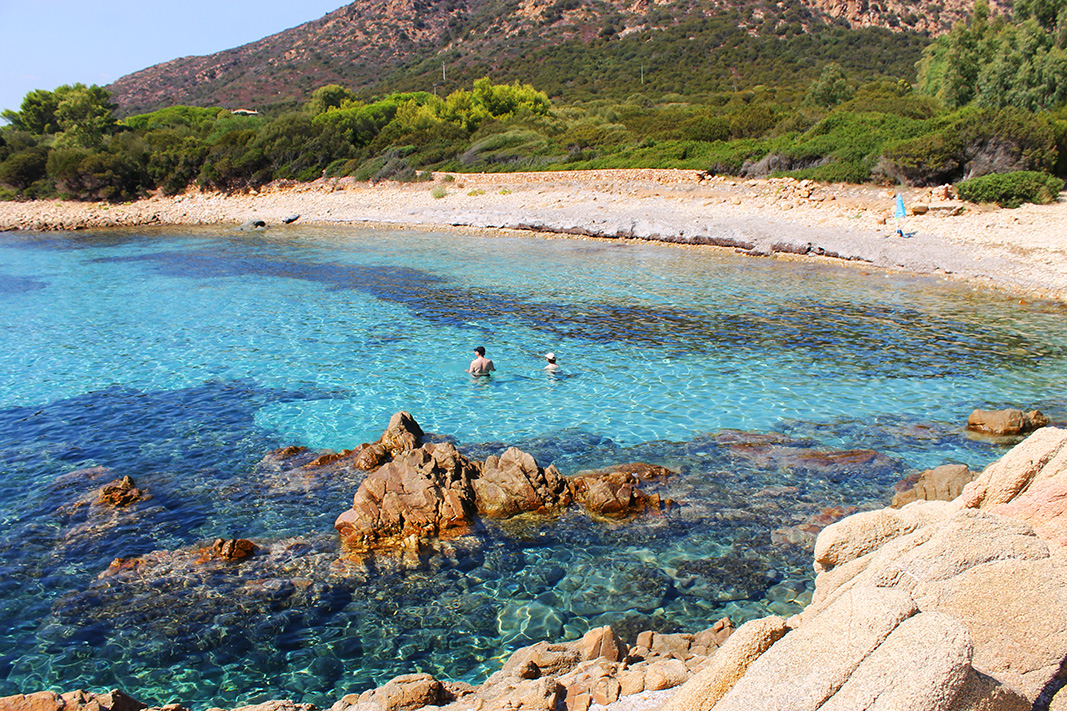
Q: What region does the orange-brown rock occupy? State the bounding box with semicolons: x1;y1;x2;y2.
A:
97;476;146;507
967;408;1050;436
334;442;480;550
473;447;571;518
198;538;257;563
307;449;356;467
0;690;146;711
568;469;670;518
892;463;974;508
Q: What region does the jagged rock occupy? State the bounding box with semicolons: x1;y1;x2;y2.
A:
578;625;628;662
963;426;1067;511
967;408;1049;436
202;538;257;561
97;476;147;507
282;214;301;224
378;411;424;457
334;442;479;550
349;673;445;711
568;469;671;518
473;447;570;518
891;464;974;508
661;616;789;711
0;690;146;711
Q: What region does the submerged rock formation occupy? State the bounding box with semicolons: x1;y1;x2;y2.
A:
333;413;674;553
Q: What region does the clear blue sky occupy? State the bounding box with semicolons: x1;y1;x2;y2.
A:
0;0;349;116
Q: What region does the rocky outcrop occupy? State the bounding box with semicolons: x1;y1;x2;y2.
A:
333;442;481;551
653;427;1067;710
967;407;1050;436
0;690;146;711
332;621;735;711
334;413;674;552
891;463;973;507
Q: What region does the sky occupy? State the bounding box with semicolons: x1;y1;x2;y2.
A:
0;0;350;116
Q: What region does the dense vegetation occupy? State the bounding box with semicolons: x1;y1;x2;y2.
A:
2;0;1065;205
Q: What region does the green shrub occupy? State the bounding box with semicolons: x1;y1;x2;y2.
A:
431;185;448;199
955;171;1064;208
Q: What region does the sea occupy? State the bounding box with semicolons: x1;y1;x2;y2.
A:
0;225;1064;708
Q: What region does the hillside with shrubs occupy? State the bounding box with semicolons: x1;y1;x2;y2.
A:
1;0;1064;208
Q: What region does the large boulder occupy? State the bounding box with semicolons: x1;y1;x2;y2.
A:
334;442;480;551
963;426;1067;511
891;464;974;508
660;616;788;711
967;408;1049;437
472;447;570;518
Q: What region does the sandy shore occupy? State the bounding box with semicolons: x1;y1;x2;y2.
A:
3;169;1066;301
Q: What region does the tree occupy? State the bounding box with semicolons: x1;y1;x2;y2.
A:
1;89;62;134
305;84;358;115
805;63;855;109
52;84;119;149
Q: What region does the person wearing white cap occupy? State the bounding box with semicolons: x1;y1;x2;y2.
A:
544;352;559;372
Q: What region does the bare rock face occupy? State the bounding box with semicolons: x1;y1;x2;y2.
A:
891;463;974;508
967;408;1050;436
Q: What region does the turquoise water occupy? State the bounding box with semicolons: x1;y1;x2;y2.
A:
0;226;1064;708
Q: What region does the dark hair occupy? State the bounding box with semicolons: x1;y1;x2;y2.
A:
474;346;486;356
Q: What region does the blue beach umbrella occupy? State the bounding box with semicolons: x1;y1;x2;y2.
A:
894;193;907;219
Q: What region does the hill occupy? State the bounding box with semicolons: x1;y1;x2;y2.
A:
104;0;1003;115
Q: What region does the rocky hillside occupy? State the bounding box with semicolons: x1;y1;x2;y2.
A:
106;0;1006;115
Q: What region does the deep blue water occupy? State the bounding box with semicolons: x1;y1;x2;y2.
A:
0;226;1064;708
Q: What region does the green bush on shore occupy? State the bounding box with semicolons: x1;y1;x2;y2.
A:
955;170;1065;208
1;56;1065;202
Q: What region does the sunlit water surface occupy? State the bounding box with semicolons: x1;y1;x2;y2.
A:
0;226;1064;708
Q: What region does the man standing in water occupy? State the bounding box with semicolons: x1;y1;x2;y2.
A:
467;346;495;376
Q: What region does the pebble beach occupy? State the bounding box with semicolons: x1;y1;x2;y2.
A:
2;168;1067;302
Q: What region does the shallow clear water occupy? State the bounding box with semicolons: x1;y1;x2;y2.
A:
0;226;1064;708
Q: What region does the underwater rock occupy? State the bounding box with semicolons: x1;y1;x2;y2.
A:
201;538;257;561
967;408;1049;436
568;464;676;519
891;463;974;508
97;476;146;507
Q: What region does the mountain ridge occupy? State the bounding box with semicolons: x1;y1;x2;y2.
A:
106;0;1004;115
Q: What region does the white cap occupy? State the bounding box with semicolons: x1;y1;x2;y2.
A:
545;352;556;360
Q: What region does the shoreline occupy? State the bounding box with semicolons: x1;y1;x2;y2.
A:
2;169;1067;302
